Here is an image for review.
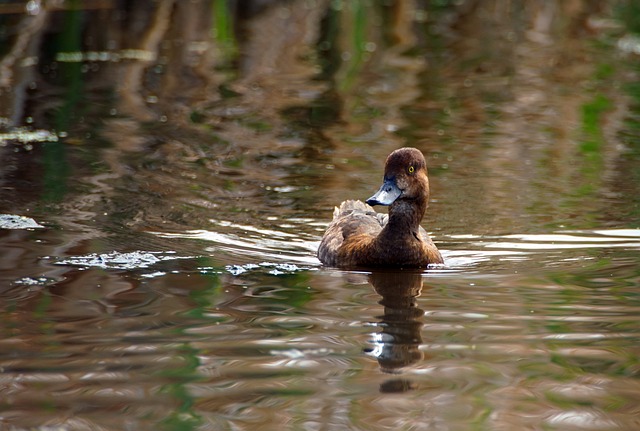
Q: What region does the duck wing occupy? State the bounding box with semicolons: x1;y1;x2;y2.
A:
317;200;384;266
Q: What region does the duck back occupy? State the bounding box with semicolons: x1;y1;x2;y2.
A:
317;200;386;267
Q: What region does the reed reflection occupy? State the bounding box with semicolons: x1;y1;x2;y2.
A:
366;270;426;393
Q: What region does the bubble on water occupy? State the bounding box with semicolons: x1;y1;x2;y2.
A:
54;251;191;270
0;214;45;229
0;128;59;144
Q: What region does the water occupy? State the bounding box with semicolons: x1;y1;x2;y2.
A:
1;1;640;430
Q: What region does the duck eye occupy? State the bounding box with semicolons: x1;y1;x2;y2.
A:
408;166;415;174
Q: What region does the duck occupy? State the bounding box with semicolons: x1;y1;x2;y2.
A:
317;147;443;268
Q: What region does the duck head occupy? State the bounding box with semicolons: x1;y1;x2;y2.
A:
366;147;430;207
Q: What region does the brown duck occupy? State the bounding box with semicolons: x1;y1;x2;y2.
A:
318;147;443;268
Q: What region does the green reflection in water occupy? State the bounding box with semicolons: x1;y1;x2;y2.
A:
341;0;368;92
33;290;59;353
257;272;314;311
577;91;611;201
580;94;611;157
41;141;69;203
55;0;83;132
160;267;222;429
186;259;222;320
56;1;83;126
212;0;237;62
620;66;640;223
160;344;203;431
617;1;640;34
321;0;372;93
558;49;616;228
42;1;85;202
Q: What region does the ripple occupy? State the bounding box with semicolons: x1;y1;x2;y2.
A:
545;409;625;430
470;229;640;250
151;223;319;266
151;222;639;273
439;228;640;272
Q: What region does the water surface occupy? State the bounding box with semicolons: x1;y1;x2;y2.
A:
1;1;640;430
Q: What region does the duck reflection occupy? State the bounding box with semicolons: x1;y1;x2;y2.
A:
366;271;426;393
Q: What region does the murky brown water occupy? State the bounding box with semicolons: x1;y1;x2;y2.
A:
1;1;640;430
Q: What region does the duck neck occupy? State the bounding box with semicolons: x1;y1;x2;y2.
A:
382;197;427;239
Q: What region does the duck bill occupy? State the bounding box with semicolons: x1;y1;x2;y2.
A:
366;177;402;206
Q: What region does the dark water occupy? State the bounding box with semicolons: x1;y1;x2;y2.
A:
1;1;640;430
